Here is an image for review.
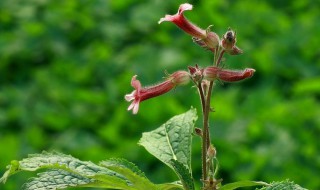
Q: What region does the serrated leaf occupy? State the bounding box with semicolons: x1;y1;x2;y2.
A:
219;180;268;190
1;151;155;190
169;159;194;190
100;158;146;178
100;159;158;190
138;108;197;170
6;151;127;180
258;180;308;190
22;169;95;190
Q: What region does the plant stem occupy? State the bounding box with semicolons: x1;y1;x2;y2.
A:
216;50;225;67
205;81;214;149
197;82;206;114
200;48;224;187
198;85;207;183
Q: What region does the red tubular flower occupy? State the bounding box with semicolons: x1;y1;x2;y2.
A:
204;66;255;82
159;3;206;39
203;66;220;81
159;3;219;50
125;71;190;114
218;68;255;82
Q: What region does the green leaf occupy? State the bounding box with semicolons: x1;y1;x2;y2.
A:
100;158;158;190
22;169;95;190
138;108;197;170
0;151;162;190
100;158;146;178
157;181;184;190
258;180;308;190
0;160;19;184
169;159;194;190
5;151;126;178
219;180;269;190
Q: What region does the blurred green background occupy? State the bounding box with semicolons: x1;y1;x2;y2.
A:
0;0;319;189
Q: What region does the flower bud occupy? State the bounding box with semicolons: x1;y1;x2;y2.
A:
206;144;217;165
206;144;217;160
169;71;191;86
194;128;203;137
222;29;236;50
203;27;220;49
188;65;203;82
221;28;243;55
204;66;255;82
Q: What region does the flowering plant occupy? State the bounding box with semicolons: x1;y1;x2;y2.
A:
0;3;306;190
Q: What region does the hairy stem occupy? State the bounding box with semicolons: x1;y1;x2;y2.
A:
200;48;224;187
197;82;206;114
216;49;225;67
205;81;214;148
197;81;208;184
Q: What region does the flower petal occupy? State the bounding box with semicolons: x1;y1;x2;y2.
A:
158;3;193;24
132;100;140;114
178;3;193;14
125;91;136;102
158;15;174;24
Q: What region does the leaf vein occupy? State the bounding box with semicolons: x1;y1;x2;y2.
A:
164;121;177;161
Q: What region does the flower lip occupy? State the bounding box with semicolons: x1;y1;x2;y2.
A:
158;3;193;24
178;3;193;14
158;3;206;39
125;75;142;114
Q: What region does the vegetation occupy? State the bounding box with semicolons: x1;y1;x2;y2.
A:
0;0;319;189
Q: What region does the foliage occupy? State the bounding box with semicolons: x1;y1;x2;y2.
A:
0;110;305;190
0;151;182;190
139;109;197;190
0;0;319;189
1;109;198;189
259;180;308;190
